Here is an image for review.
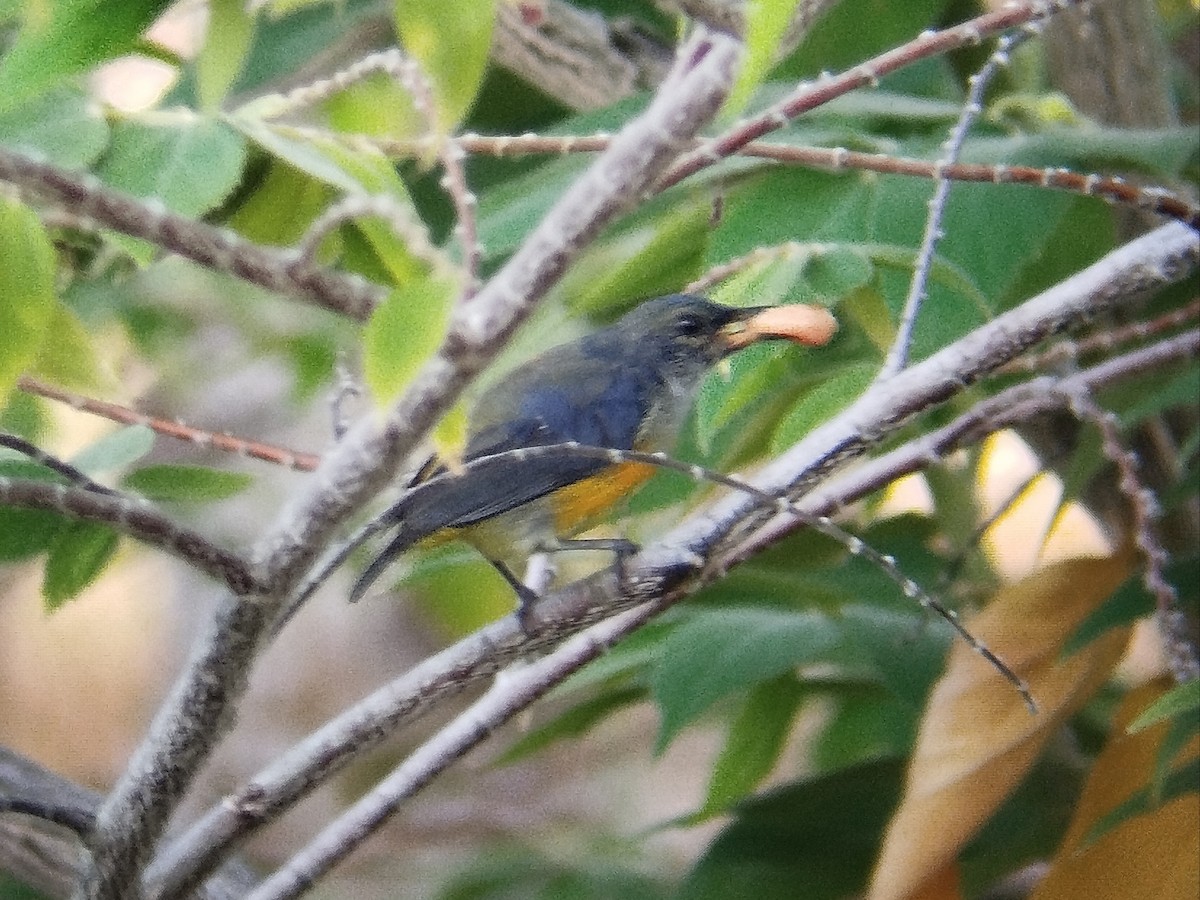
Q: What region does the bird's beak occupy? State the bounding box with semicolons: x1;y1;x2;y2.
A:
718;304;838;351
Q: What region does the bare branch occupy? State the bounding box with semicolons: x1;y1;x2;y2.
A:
81;30;743;900
0;478;259;594
148;225;1197;900
0;148;384;320
0;432;116;495
657;1;1084;192
880;24;1037;377
17;377;321;472
243;607;648;899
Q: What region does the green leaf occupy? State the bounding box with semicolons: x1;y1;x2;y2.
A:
498;685;646;765
316;141;433;286
226;159;334;246
0;506;64;561
1128;681;1200;735
43;520;119;608
706;245;823;311
29;300;104;390
69;425;156;474
229;125;432;285
405;544;518;635
476;155;591;262
0;197;56;403
0;84;109;167
999;194;1116;310
232;117;365;193
769;361;875;452
680;758;906;900
1121;367;1200;427
393;0;496;130
1151;714;1200;802
0;460;68;561
692;342;816;462
363;275;455;406
697;674;806;818
724;0;803;117
1064;557;1197;656
122;465;253;502
802;245;874;299
811;681;916;773
196;0;255;112
774;0;949;82
1084;758;1200;847
561;199;712;316
861;243;990;317
968;127;1200;182
710;168;876;264
281;332;338;400
323;70;422;140
0;0;174;112
97;113;248;218
651;607;841;751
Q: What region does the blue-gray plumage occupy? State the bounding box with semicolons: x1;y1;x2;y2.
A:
350;294;836;606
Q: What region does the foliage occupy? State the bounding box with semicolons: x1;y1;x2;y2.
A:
0;1;1197;898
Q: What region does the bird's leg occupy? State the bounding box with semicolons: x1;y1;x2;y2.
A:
485;558;544;631
522;552;556;596
547;537;641;593
498;538;642;632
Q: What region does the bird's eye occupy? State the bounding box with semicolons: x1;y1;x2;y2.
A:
676;314;704;336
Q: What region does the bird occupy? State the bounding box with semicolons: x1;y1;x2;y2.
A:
349;293;837;615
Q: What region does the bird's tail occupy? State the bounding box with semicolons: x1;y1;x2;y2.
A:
347;525;422;603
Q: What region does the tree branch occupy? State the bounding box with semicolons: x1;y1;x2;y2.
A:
78;29;743;900
148;222;1197;899
0;479;259;595
0;148;384;321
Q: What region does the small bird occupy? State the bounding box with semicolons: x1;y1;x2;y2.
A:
350;294;837;612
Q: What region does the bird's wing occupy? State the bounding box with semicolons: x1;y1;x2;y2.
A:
393;357;656;537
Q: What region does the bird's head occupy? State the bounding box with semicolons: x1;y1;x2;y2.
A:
608;294;838;384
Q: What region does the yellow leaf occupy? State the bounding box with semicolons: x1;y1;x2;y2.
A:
1028;680;1200;900
432;400;468;470
868;552;1135;900
362;275;455;407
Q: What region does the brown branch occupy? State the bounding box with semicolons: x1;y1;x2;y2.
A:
82;31;744;900
0;478;260;594
17;377;322;472
299;130;1199;228
656;1;1084;191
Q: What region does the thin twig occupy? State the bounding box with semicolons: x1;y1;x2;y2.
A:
291;193;450;279
656;1;1083;192
1001;298;1200;374
880;25;1037;377
17;377;321;472
1066;390;1200;682
85;31;744;900
146;227;1198;900
273;127;1200;229
0;432;117;495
